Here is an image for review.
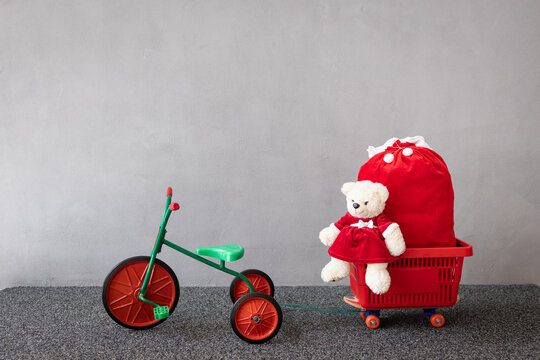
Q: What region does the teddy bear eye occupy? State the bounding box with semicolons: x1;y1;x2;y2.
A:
364;201;369;205
351;200;354;202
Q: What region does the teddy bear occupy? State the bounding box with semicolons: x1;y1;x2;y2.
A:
320;180;406;294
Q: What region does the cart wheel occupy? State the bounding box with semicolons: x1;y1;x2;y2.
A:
102;256;179;330
230;292;282;344
430;313;445;328
365;315;380;329
229;269;275;303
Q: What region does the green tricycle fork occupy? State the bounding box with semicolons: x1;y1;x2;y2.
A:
137;187;255;320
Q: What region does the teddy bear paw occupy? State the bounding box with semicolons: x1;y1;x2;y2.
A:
321;259;350;282
365;264;391;294
384;226;406;257
319;225;339;247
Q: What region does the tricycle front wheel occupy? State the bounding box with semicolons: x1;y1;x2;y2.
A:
229;269;274;303
102;256;179;330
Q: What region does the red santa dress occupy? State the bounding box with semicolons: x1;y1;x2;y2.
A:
328;212;397;264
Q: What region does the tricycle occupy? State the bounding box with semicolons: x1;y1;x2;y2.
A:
102;187;282;343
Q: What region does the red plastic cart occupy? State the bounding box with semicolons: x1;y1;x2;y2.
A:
344;239;473;328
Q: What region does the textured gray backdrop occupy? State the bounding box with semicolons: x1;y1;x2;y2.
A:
1;1;539;289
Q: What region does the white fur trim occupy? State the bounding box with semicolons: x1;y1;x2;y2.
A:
367;136;432;158
402;147;413;156
383;153;394;163
382;222;399;238
368;137;398;158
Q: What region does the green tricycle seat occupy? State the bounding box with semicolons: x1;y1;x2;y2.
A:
195;244;244;262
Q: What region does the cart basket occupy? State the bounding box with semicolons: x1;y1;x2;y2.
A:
350;239;473;310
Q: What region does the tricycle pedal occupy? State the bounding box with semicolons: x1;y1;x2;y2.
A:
153;306;170;320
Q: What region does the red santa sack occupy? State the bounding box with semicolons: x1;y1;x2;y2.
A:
357;136;455;248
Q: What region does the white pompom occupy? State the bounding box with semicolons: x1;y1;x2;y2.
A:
403;148;413;156
383;153;394;163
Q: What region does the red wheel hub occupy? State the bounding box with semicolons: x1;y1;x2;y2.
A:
133;287;141;300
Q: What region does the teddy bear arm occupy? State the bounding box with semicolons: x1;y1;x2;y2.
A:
383;223;406;256
319;223;341;247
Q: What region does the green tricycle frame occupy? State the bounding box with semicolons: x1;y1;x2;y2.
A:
103;187;282;344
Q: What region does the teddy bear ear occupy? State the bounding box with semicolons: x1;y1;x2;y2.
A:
341;182;356;196
372;182;389;203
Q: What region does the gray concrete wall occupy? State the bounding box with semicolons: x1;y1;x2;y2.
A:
1;0;539;288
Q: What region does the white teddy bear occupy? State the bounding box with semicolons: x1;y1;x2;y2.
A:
320;180;406;294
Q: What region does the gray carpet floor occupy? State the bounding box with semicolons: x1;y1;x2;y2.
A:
0;285;539;359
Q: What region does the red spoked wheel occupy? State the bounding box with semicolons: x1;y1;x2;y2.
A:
430;313;445;328
102;256;179;330
230;292;282;344
365;315;381;329
229;269;274;303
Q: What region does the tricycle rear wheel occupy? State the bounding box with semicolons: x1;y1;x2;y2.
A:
229;269;274;303
102;256;179;330
230;292;282;343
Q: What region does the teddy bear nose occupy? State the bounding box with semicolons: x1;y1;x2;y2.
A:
353;203;360;209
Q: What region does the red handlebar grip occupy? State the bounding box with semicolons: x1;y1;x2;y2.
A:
169;203;180;211
166;187;173;196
